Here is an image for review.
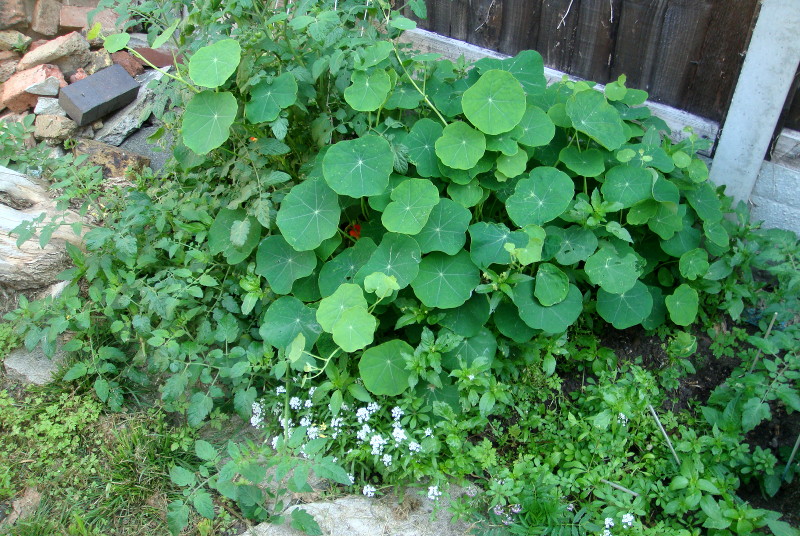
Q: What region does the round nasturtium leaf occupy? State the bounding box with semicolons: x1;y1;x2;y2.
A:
565;89;627;151
318;238;377;297
316;283;367;333
245;72;298;123
435;121;486;171
344;69;391;111
584;247;642;294
208;208;261;264
559;147;605;177
601;165;654;208
641;285;667;330
511;105;555;147
415;198;471;254
513;280;583;334
182;91;237;155
665;284;699;326
332;307;376;352
323;135;394;197
255;235;317;295
468;222;527;269
544;225;598;265
493;302;537;344
276;178;340;252
447;180;484;208
661;225;701;258
355;233;421;288
442;328;497;371
359;339;413;396
439;293;491;338
103;33;130;53
189;39;241;88
534;263;569;306
462;69;526;135
259;297;321;350
367;174;405;212
496;147;528;178
411;250;480;309
648;203;685;240
596;281;653;329
486;132;518;155
381;179;440;235
506;167;574;227
685;182;723;223
406;119;444;178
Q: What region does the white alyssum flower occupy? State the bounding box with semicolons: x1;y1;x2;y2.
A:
356;424;372;442
308;386;316;397
289;397;302;410
276;386;287;394
304;399;313;409
391;406;404;421
392;426;407;443
427;485;442;501
605;517;615;528
370;434;388;455
250;402;264;428
367;402;380;413
300;416;311;427
347;473;355;484
424;427;433;437
621;513;634;528
362;484;376;497
617;412;629;425
356;407;371;423
408;441;421;453
307;425;319;439
271;436;279;450
382;454;393;466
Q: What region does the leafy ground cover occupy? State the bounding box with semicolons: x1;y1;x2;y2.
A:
1;0;799;534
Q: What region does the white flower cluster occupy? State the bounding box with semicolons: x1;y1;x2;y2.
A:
602;514;635;535
370;434;388;455
427;485;442;501
617;413;629;425
251;401;264;428
363;484;376;497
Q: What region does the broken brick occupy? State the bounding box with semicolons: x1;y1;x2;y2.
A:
111;50;143;77
31;0;62;36
0;64;65;113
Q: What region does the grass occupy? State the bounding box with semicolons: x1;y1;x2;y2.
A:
0;334;245;536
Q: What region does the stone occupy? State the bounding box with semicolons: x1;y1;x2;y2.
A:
59;64;139;126
95;67;165;145
33;95;65;115
120;124;172;172
3;340;67;384
28;39;48;51
0;110;29;123
0;50;18;61
0;64;65;113
25;72;65;95
111;50;143;77
0;59;18;83
0;30;31;51
63;0;97;6
31;0;62;35
0;0;28;30
34;113;76;140
59;5;119;31
134;47;184;68
0;487;42;528
73;138;150;177
16;31;90;72
68;67;86;83
84;49;111;75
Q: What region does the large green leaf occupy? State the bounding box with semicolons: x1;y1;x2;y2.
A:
355;233;421;288
544;226;598;265
559;147;605;177
493;302;537;344
496;147;528;178
665;284;699;326
359;340;413;395
208;208;261;264
406;118;444;177
679;248;709;280
468;222;527;269
316;284;367;333
513;280;583;333
462;70;526;135
511;105;555;147
435;121;486;170
323;135;394;197
182;91;237;154
441;328;497;370
415;198;471;254
506;167;574;226
439;293;491;337
246;73;298;123
584;247;642;294
648;202;684;240
685;182;723;223
475;50;546;95
565;90;627;150
596;281;653;329
344;69;391;111
534;263;569;306
381;179;439;234
601;165;654;208
189;39;241;88
260;297;321;350
332;307;376;352
411;251;480;309
318;238;377;296
255;236;316;294
276;178;340;251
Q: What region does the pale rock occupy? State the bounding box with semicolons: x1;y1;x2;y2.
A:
34;96;66;115
95;68;167;146
0;30;31;51
3;341;67;385
0;64;65;113
16;31;90;72
31;0;62;36
34;113;77;140
25;75;62;96
84;49;112;75
0;59;18;83
0;0;27;31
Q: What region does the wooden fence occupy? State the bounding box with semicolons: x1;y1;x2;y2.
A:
410;0;788;127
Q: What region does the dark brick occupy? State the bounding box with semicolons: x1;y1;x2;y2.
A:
58;64;138;126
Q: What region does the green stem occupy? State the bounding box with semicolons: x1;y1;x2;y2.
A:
392;46;447;127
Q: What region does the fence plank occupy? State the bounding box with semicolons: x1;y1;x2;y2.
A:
570;0;621;83
536;0;578;71
498;0;542;54
610;0;667;93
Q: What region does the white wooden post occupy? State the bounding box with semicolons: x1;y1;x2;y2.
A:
710;0;800;203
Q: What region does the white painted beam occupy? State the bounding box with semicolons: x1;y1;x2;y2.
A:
709;0;800;203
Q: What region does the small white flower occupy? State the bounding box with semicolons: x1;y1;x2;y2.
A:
356;407;371;423
382;454;393;466
367;402;380;414
276;386;287;394
621;513;634;528
566;503;575;512
330;417;344;429
427;485;442;501
300;416;311;427
408;441;421;453
362;484;376;497
392;426;407;443
356;424;372;442
341;403;350;411
289;397;302;410
307;426;319;439
391;406;404;421
271;436;279;450
468;374;475;381
370;434;388;455
304;399;313;409
347;473;355;485
617;413;628;425
602;530;612;536
424;427;433;437
250;402;264;428
308;386;316;397
605;517;615;529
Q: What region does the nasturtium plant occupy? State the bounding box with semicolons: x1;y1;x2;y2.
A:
260;297;321;350
381;178;439;234
276;178;340;252
182;91;238;154
513;280;583;334
506;167;575;226
255;236;316;294
596;282;653;329
246;73;298;123
411;251;480;309
316;284;367;333
566;89;628;150
359;340;413;395
665;284;699;326
461;69;526;135
344;70;391;111
435;121;486;170
208;208;261;264
188;39;242;88
323;135;394;197
415;198;471;254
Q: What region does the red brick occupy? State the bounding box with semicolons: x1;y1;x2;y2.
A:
28;39;49;52
0;0;27;30
60;6;120;32
133;47;184;68
111;50;143;77
0;60;19;82
0;64;64;113
63;0;97;6
68;67;86;83
0;51;19;61
31;0;62;36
